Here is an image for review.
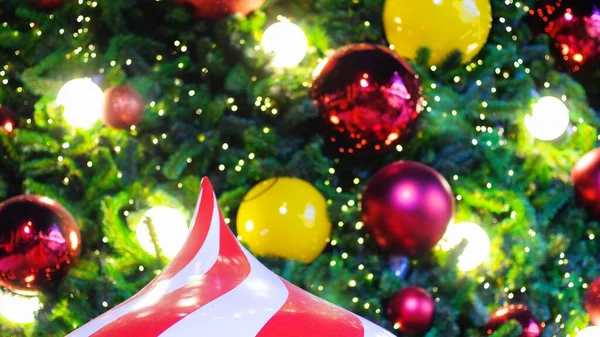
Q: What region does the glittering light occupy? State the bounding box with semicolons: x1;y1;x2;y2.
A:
440;222;491;271
525;96;570;141
576;327;600;337
261;21;308;68
56;78;103;129
0;292;41;324
136;206;189;259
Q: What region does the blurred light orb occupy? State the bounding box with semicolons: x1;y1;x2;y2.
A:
136;206;189;259
524;96;570;141
440;222;491;272
0;292;41;324
262;21;308;68
56;78;104;129
576;327;600;337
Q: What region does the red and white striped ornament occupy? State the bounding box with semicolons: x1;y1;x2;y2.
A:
69;178;393;337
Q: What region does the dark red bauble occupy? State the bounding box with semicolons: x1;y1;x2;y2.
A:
0;106;17;135
311;44;422;155
585;276;600;325
172;0;265;19
572;148;600;218
387;287;435;334
34;0;64;9
361;161;454;255
0;195;81;295
486;304;544;337
102;85;145;130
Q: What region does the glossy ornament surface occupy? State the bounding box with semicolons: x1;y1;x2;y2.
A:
68;178;394;337
572;148;600;218
311;44;422;155
102;85;145;130
486;304;543;337
236;178;331;263
361;161;454;255
383;0;492;64
0;195;81;295
585;276;600;325
387;287;435;334
172;0;265;19
0;106;17;135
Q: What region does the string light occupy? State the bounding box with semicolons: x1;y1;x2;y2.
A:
524;96;570;141
576;326;600;337
56;78;103;129
440;222;491;272
136;206;189;259
0;292;41;324
262;21;308;68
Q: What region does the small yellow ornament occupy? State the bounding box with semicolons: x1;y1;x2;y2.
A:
383;0;492;65
236;178;331;263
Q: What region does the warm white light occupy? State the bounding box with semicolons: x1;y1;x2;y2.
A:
440;222;491;272
262;21;308;68
0;292;41;324
524;96;570;141
56;78;104;129
136;206;189;259
576;327;600;337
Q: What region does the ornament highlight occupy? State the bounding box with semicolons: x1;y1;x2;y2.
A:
572;148;600;218
362;161;454;255
172;0;265;19
56;78;104;129
486;304;543;337
0;292;41;324
524;96;570;141
577;326;600;337
585;276;600;325
387;287;435;334
383;0;492;64
102;85;145;130
136;206;189;260
311;44;422;154
440;222;491;272
68;178;394;337
262;21;309;68
0;195;81;295
236;178;331;263
0;106;17;135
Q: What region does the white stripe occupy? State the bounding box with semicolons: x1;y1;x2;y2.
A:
358;316;395;337
159;247;289;337
68;189;221;337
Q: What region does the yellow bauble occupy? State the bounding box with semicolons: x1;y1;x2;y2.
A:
383;0;492;64
237;178;331;263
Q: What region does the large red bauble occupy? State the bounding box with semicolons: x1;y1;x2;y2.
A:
361;161;454;255
585;276;600;325
0;195;81;295
311;44;422;155
0;106;17;135
172;0;265;19
572;148;600;218
387;287;435;334
486;304;543;337
102;85;145;130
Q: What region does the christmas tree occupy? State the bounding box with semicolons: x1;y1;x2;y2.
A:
1;0;600;336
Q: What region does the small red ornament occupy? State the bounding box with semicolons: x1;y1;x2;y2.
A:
572;148;600;218
0;106;17;135
486;304;543;337
361;161;454;255
387;287;435;334
34;0;64;9
0;195;81;295
311;44;422;155
172;0;265;19
102;85;145;130
586;276;600;325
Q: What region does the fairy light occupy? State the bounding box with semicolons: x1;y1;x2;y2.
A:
440;222;491;271
525;96;570;141
262;20;308;68
56;78;103;129
576;327;600;337
0;292;41;324
136;206;189;259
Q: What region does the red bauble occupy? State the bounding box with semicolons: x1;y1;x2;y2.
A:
361;161;454;255
311;44;422;155
387;287;435;334
586;276;600;325
0;106;17;135
172;0;265;19
0;195;81;295
572;148;600;218
102;85;145;130
34;0;64;9
486;304;543;337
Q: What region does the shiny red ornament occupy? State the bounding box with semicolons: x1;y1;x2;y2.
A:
387;287;435;334
361;161;454;255
102;85;145;130
172;0;265;19
311;44;422;155
486;304;543;337
585;276;600;325
572;148;600;218
0;195;81;295
34;0;64;9
0;106;17;135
